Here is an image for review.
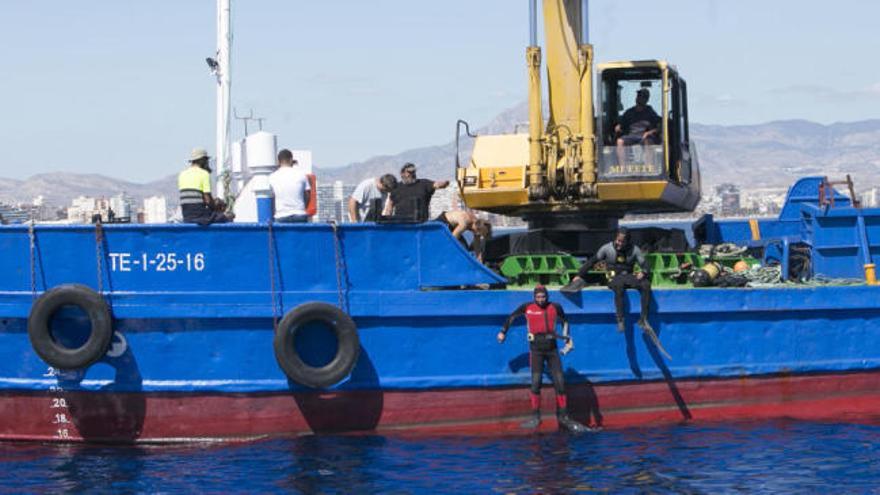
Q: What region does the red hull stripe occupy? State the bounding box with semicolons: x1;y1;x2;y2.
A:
2;371;879;442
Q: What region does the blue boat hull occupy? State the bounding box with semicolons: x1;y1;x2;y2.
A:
2;177;880;441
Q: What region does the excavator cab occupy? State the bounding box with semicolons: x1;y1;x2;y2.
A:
596;61;699;207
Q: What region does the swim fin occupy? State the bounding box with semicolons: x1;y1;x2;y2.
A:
638;319;672;360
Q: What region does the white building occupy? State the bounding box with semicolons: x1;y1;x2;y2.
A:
143;196;168;224
109;192;133;221
429;186;458;219
860;187;879;208
316;180;355;223
67;196;111;223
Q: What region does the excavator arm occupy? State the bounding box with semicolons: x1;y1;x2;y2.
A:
457;0;700;225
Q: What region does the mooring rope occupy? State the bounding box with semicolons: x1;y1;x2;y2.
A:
699;243;749;258
28;220;37;301
267;220;279;330
94;221;104;296
330;221;347;312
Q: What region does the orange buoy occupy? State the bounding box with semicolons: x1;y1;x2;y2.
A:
733;260;749;273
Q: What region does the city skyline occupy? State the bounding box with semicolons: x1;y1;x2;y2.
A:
7;177;877;226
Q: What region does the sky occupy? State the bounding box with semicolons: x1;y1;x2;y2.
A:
1;0;879;182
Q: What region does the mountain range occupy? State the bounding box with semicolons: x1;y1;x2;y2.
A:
2;105;879;207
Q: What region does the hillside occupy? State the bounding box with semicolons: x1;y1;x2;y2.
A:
1;108;878;207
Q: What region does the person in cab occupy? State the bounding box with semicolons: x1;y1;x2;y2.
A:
615;88;661;167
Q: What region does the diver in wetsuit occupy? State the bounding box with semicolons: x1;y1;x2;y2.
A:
497;285;588;433
561;227;653;334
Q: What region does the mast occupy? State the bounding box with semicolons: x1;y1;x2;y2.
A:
215;0;232;198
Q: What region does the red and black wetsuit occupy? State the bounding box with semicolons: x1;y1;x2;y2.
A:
501;301;569;411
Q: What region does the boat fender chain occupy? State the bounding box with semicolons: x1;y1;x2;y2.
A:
95;221;103;296
94;220;118;326
28;220;37;301
267;220;279;330
330;221;347;312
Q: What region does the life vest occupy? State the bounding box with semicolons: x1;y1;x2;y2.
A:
522;302;559;335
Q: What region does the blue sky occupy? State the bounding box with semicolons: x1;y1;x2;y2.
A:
1;0;879;182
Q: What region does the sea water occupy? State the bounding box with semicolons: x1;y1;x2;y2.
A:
2;420;879;494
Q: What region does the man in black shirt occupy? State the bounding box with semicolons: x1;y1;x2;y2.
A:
615;88;661;167
385;162;449;222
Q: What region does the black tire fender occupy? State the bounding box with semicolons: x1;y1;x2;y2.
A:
27;284;113;370
273;302;360;389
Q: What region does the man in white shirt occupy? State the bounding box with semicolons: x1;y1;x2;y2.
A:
348;174;397;222
269;149;311;223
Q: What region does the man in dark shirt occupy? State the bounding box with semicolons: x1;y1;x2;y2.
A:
615;88;661;166
385;162;449;222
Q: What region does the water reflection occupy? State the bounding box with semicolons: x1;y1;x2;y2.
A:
0;420;878;493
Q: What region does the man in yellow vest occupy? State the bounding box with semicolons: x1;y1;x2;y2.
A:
178;148;232;224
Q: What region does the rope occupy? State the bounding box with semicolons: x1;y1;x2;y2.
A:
222;169;235;212
699;243;748;258
94;221;104;296
330;221;347;312
267;220;279;330
28;221;37;300
743;266;782;287
802;275;865;286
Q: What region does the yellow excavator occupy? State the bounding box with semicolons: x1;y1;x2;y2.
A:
456;0;700;228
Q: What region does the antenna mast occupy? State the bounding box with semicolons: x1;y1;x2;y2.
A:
215;0;232;198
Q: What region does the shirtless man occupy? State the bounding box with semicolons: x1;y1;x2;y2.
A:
435;210;492;262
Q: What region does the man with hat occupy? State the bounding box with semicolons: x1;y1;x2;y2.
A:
615;88;661;167
497;285;589;433
178;147;232;224
385;162;449;222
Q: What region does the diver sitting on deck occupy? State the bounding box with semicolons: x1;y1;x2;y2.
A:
561;227;654;334
178;148;233;225
497;285;588;433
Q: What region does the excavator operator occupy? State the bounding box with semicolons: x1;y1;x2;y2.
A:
615;88;660;166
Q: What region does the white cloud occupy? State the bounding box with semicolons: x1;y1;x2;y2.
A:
768;84;880;100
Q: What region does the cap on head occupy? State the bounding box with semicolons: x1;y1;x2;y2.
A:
401;162;417;174
533;284;548;296
190;148;209;162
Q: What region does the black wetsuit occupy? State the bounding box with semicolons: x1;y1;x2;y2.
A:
501;301;568;399
577;241;651;321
